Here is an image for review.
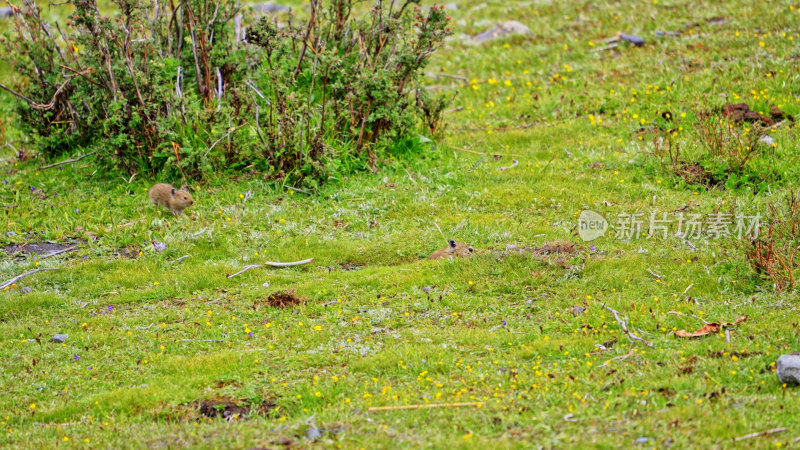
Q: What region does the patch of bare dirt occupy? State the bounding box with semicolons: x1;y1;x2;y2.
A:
264;290;305;308
721;103;779;126
2;241;79;256
675;162;716;186
706;350;762;359
114;246;140;259
198;398;250;419
531;241;578;255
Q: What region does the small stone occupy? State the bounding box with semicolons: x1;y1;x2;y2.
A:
776;354;800;385
571;306;586;315
0;7;12;18
473;21;531;43
620;33;645;46
635;437;652;444
759;135;775;146
51;334;68;343
305;423;322;440
19;286;33;295
251;3;290;14
422;286;432;293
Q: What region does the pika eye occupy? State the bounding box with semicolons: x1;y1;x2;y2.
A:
469;247;474;252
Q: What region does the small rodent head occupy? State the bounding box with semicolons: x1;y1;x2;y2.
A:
449;239;475;258
171;187;194;208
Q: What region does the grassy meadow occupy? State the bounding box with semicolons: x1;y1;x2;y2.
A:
1;0;800;447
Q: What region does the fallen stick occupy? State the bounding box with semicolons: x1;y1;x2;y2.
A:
646;268;663;279
228;259;314;278
1;268;59;290
40;152;96;170
227;264;262;278
264;258;314;267
368;402;482;412
599;349;635;367
170;255;190;264
601;303;653;347
733;427;787;442
40;246;77;259
589;42;618;53
285;186;312;195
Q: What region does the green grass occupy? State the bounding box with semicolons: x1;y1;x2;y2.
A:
2;0;800;447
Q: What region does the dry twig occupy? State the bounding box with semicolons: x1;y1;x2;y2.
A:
733;428;787;442
1;268;59;290
601;303;653;347
40;152;96;170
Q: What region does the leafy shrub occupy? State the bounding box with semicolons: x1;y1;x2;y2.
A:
0;0;452;184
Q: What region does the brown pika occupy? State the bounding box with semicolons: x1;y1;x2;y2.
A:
429;239;475;260
148;183;194;215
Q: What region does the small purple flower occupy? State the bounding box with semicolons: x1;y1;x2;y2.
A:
83;255;88;260
2;180;7;185
153;241;166;252
248;331;253;338
87;366;92;370
74;355;80;361
59;166;63;171
107;305;113;312
74;209;79;213
502;320;507;326
30;186;35;191
590;245;596;252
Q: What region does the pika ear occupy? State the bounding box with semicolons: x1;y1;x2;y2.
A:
180;185;189;191
171;188;176;197
448;239;457;249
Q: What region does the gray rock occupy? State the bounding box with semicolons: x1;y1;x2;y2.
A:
51;334;68;343
759;135;775;146
473;21;531;43
305;423;322;440
19;286;33;295
776;354;800;385
571;306;586;315
620;33;645;46
0;7;12;18
251;3;290;14
635;437;652;444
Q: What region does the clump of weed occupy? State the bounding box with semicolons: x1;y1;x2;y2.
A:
648;109;780;191
745;190;800;293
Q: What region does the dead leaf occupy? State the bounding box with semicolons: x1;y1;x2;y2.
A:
675;316;747;338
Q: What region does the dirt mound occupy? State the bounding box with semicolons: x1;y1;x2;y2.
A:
265;289;305;308
198;398;250;419
721;103;792;126
2;242;79;257
531;241;578;255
